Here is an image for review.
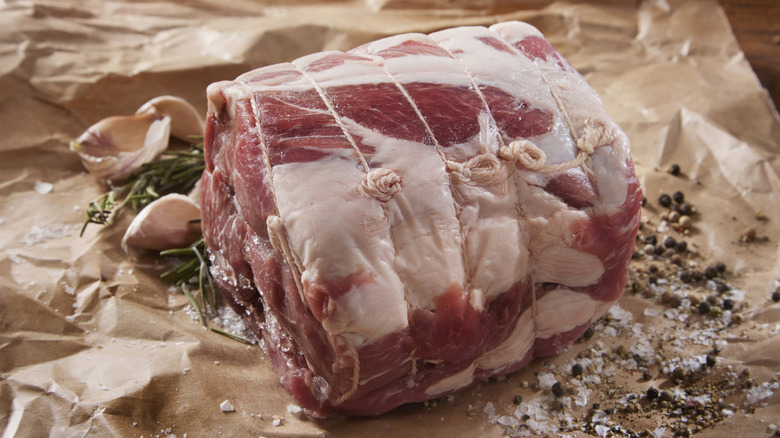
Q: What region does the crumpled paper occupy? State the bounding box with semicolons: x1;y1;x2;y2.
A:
1;0;778;437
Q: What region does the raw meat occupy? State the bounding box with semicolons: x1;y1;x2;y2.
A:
200;21;642;417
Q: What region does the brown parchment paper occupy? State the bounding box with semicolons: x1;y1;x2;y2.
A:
1;0;779;437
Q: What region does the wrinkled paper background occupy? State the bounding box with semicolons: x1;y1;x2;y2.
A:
1;0;779;437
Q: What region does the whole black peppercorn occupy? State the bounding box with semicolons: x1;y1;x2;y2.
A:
772;291;780;303
680;203;694;216
722;299;735;310
513;395;523;405
706;355;716;367
654;245;665;255
715;261;726;273
644;235;658;246
572;363;584;377
658;194;672;208
582;326;595;340
672;191;685;204
552;382;565;397
646;387;659;400
680;271;694;283
668;164;681;176
648;276;658;285
718;283;731;293
676;240;688;252
704;266;718;279
664;236;677;248
698;301;711;315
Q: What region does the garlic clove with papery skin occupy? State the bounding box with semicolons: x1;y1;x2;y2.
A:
121;193;202;254
136;95;204;142
70;112;171;183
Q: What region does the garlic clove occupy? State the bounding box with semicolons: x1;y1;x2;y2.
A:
136;95;204;141
121;193;202;254
70;112;171;183
187;177;202;208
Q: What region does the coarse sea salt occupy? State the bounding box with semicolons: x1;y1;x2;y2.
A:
219;400;235;412
34;181;53;194
21;223;79;246
745;381;779;406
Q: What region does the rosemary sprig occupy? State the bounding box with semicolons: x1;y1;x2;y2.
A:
80;138;205;236
160;237;218;326
80;134;248;345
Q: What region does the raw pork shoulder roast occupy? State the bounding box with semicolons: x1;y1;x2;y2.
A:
201;21;642;417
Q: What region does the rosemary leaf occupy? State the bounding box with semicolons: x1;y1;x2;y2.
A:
181;284;205;327
210;327;253;345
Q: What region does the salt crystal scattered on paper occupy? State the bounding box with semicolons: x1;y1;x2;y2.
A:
607;304;632;327
286;404;302;414
745;382;779;406
21;223;79;246
219;400;235;412
482;401;497;422
34;180;53;194
538;372;557;388
652;426;666;438
644;308;661;317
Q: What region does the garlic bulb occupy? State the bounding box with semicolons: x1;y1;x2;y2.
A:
121;193;202;253
136;95;204;141
70;112;171;183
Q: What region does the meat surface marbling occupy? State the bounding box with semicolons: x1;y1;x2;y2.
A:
200;21;642;417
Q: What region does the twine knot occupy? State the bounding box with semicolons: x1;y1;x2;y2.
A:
360;167;401;202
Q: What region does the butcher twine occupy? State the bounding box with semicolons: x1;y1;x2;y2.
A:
448;118;617;184
360;168;402;202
